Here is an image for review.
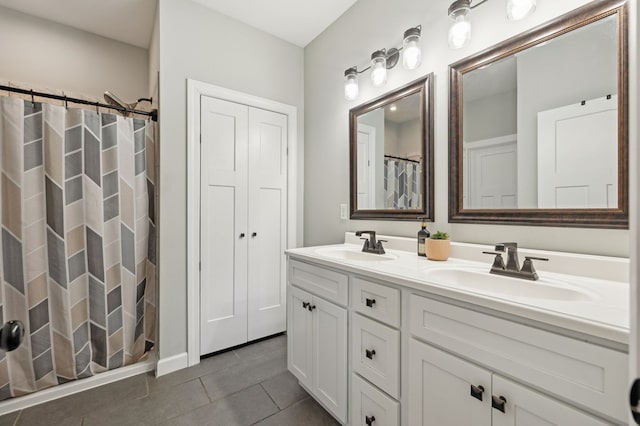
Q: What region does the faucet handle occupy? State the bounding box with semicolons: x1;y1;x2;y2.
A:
483;251;506;271
524;256;548;262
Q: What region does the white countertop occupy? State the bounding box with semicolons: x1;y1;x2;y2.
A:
286;241;629;346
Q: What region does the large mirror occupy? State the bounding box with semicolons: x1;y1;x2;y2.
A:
449;0;628;228
350;74;434;220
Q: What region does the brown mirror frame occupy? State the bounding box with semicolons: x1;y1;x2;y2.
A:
350;74;434;220
449;0;628;229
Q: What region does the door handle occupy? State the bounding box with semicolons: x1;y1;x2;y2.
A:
470;384;485;401
365;415;376;425
365;298;376;307
630;378;640;424
365;349;376;360
491;395;507;413
0;320;24;352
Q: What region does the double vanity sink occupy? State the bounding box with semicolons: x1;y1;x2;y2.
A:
286;233;629;425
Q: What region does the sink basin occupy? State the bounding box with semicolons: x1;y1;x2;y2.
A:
426;267;596;302
315;247;397;262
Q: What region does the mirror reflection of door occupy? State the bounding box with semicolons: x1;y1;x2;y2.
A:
356;123;376;209
537;95;618;208
464;136;517;209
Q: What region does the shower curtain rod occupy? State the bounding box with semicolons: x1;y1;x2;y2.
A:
384;154;420;164
0;84;158;121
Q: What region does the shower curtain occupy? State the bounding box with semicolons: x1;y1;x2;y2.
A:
0;95;156;400
384;158;422;208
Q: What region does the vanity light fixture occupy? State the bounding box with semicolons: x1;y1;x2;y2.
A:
370;49;389;87
343;25;422;100
447;0;537;50
448;0;472;49
344;67;359;100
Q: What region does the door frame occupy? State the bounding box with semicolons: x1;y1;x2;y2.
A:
186;79;299;366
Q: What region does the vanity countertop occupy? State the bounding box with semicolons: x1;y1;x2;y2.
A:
286;242;629;346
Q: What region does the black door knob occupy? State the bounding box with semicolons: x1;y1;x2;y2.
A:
0;320;24;352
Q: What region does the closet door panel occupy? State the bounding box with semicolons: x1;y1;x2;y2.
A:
200;96;249;355
248;107;288;340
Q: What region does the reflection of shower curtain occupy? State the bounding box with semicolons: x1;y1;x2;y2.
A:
384;158;421;208
0;96;156;400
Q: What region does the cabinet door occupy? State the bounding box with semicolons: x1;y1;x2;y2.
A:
287;286;313;390
491;375;613;426
247;107;288;341
408;339;491;426
313;295;347;423
200;96;248;355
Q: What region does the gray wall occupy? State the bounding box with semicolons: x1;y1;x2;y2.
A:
464;89;517;142
0;6;148;101
304;0;629;256
157;0;304;359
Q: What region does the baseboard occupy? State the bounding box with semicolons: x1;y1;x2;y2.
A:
0;352;156;416
155;352;189;377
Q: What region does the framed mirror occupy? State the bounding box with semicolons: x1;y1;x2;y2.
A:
350;74;434;220
449;0;628;228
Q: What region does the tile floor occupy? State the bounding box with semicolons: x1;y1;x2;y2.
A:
0;334;340;426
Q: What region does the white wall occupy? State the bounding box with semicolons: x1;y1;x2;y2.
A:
0;6;148;101
149;7;160;100
304;0;630;257
157;0;304;359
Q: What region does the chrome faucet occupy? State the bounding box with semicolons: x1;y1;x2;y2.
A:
482;242;548;280
355;230;387;254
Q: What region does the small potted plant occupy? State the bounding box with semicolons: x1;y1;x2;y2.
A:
426;231;450;261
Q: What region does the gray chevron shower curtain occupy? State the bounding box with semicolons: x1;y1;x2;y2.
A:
0;95;156;400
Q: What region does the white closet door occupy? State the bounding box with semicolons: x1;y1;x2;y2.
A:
247;107;288;340
200;96;249;355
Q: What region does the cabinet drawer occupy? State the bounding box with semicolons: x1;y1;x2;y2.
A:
288;259;348;306
352;276;400;328
409;295;627;423
351;374;399;426
352;313;400;398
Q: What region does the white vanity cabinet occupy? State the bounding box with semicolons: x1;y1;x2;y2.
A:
285;251;627;426
408;339;612;426
287;260;348;423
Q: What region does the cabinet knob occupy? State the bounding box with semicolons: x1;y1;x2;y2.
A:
365;415;376;425
239;233;245;238
251;232;257;237
308;304;316;312
365;349;376;360
470;384;485;401
491;395;507;413
302;301;310;309
365;298;376;307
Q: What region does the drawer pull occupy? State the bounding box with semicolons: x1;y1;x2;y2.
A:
365;298;376;307
470;384;485;401
365;349;376;360
308;304;316;312
492;395;507;413
365;415;376;425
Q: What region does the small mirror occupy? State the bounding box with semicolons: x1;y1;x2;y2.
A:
350;74;434;220
449;1;628;228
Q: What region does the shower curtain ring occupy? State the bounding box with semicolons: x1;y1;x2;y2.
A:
64;95;68;110
30;90;35;107
95;102;100;114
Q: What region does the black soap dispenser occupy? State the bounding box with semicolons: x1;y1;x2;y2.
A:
417;217;430;257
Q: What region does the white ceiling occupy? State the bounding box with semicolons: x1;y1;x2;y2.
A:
0;0;158;48
0;0;357;49
191;0;359;47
